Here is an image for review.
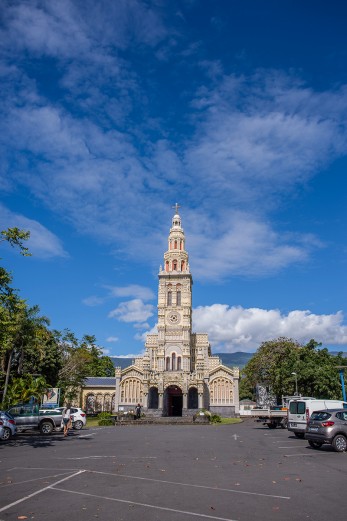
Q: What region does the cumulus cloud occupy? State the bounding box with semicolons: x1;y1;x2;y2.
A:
193;305;347;353
108;299;154;324
0;204;68;259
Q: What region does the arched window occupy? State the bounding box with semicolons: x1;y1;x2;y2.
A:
174;240;177;249
181;260;185;271
177;356;182;370
173;260;177;271
166;356;170;371
172;353;176;371
176;291;181;306
210;378;233;405
167;291;172;306
165;261;169;272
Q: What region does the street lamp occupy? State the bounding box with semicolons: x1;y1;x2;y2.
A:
291;372;298;396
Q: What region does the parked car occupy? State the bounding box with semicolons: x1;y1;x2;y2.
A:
288;398;347;438
0;411;17;441
40;407;86;430
305;408;347;452
8;404;62;434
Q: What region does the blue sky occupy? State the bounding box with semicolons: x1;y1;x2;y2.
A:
1;0;347;356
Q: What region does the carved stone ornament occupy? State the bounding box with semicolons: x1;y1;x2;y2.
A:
167;311;181;324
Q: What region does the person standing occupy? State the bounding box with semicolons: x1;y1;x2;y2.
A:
62;403;72;437
136;403;142;419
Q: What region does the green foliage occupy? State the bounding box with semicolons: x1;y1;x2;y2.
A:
4;375;48;407
210;414;222;423
97;411;114;426
1;227;31;257
242;337;345;401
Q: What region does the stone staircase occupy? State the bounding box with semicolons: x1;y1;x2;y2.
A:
115;416;207;426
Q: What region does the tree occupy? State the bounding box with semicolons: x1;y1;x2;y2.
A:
0;227;31;256
242;337;345;402
4;375;48;407
242;337;301;402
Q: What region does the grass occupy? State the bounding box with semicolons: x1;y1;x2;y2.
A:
219;417;243;425
86;417;100;428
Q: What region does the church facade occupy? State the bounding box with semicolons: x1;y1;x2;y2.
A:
81;207;239;417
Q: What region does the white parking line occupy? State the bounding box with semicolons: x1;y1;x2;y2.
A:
52;486;239;521
90;469;291;499
0;470;85;513
0;471;76;489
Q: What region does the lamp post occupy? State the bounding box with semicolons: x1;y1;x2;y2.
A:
336;366;346;402
291;372;298;396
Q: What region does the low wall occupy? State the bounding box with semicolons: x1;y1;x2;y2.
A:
210;406;238;418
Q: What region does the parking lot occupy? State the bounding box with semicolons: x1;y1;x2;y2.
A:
0;419;346;521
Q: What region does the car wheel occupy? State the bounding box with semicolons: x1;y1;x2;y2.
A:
1;427;12;441
294;432;305;439
267;423;276;429
308;440;322;449
332;434;347;452
73;420;83;430
40;421;53;435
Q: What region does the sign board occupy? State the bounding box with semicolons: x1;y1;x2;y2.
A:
42;388;60;407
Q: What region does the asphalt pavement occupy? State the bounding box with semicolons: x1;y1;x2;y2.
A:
0;419;346;521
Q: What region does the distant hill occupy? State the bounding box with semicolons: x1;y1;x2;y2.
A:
110;351;346;371
214;352;254;368
110;352;255;370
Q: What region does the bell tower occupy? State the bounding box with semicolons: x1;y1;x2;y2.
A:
157;204;193;372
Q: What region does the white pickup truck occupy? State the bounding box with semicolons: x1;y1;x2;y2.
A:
251;405;288;429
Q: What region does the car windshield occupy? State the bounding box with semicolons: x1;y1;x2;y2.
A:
310;411;331;421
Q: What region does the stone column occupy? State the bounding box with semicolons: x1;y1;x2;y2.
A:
183;392;188;410
114;367;122;412
198;393;203;409
158;392;163;409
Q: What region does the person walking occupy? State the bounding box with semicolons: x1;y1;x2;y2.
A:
62;403;72;437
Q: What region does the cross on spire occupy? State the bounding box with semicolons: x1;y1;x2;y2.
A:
172;202;181;214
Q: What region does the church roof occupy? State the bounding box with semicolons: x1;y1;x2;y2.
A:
83;377;116;387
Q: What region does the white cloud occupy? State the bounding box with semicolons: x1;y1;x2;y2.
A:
186;210;321;280
0;204;68;259
2;3;347;282
108;299;154;324
106;336;119;343
193;305;347;353
82;296;105;307
106;285;155;301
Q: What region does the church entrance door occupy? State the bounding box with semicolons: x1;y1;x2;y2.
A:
164;386;183;417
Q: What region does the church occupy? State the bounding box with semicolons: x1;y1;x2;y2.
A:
81;206;239;417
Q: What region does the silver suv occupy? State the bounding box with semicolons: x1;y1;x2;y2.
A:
305;408;347;452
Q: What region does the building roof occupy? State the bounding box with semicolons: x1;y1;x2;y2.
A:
84;377;116;387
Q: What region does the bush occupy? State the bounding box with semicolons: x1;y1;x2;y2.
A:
210;414;222;423
97;412;114;426
193;409;211;422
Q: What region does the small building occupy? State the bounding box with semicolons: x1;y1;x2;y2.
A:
239;399;257;416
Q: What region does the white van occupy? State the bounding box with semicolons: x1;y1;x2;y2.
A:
287;398;347;438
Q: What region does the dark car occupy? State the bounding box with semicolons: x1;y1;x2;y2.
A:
305;408;347;452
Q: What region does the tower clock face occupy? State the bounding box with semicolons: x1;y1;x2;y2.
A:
167;311;181;324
